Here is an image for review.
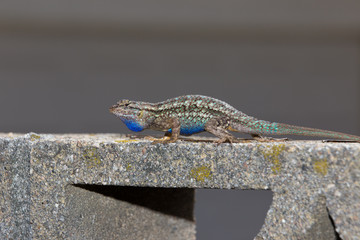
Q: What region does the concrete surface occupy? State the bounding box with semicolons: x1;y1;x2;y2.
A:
1;133;359;239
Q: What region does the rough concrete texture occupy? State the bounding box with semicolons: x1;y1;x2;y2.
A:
0;133;359;239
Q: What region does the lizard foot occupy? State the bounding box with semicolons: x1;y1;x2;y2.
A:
150;136;177;144
214;137;239;144
144;136;162;141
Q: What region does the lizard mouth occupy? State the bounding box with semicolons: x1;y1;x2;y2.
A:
109;105;118;112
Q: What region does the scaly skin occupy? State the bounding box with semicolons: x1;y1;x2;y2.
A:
109;95;360;143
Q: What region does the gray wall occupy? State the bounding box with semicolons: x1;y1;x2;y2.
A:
1;1;359;239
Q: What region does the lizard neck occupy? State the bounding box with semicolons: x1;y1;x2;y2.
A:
119;108;156;132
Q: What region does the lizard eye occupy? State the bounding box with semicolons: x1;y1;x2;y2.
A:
117;99;131;107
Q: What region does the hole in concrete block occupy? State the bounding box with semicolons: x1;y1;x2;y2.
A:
66;185;196;239
195;189;272;240
327;207;341;240
72;184;194;221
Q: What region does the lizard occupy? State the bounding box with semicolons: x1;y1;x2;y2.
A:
109;95;360;143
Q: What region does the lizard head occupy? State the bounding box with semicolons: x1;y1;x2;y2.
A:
109;99;153;132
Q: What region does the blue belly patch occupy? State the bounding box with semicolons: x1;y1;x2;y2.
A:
168;126;205;136
122;119;144;132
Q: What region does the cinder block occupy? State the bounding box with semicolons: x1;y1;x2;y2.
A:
1;133;359;239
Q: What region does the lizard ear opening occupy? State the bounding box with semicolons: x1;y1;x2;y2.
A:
137;110;144;118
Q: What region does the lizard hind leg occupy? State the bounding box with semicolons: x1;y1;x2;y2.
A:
205;118;238;143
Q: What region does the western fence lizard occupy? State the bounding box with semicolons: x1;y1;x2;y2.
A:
109;95;360;143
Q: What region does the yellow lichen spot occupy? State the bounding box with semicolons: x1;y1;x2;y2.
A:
313;158;328;176
83;147;101;168
126;163;132;171
261;144;286;175
190;165;212;182
30;134;41;141
115;139;139;143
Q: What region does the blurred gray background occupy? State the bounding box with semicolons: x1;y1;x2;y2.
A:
1;1;359;239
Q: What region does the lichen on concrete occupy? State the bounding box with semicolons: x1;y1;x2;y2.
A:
260;144;286;175
313;158;328;176
189;165;212;182
82;147;102;168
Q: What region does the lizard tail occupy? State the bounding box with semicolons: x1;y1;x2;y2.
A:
272;122;360;141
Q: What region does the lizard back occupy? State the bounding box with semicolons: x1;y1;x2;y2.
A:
150;95;251;135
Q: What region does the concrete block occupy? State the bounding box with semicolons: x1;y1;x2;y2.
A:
1;133;359;239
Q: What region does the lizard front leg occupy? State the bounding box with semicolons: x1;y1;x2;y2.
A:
205;117;238;143
152;118;180;144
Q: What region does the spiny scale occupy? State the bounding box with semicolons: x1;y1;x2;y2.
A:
110;95;360;143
